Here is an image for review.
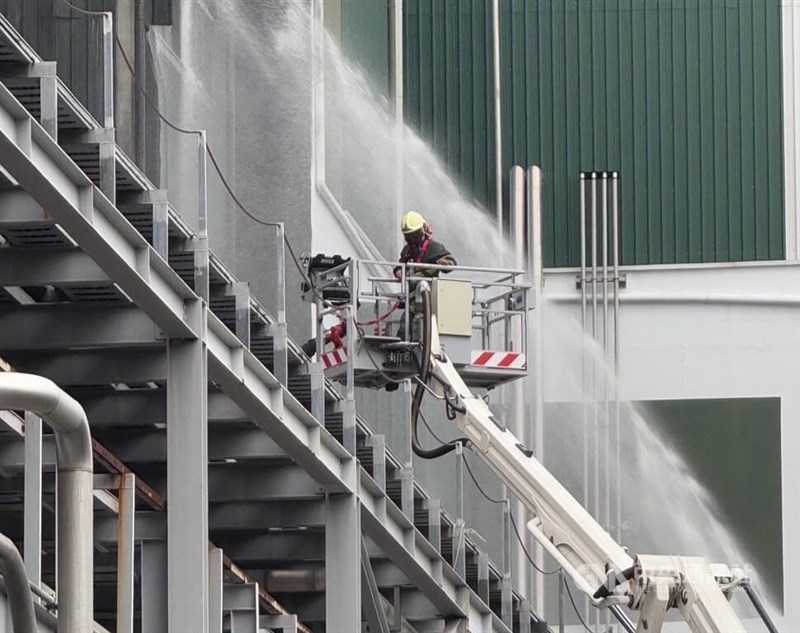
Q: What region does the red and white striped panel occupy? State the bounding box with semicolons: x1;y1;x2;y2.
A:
470;350;526;370
322;348;347;369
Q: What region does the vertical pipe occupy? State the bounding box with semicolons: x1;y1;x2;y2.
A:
23;411;42;589
196;131;209;303
492;0;503;234
102;12;115;130
579;173;588;510
558;569;566;633
612;172;622;541
273;223;288;386
590;173;599;527
601;174;610;530
117;473;135;633
208;547;223;633
454;444;466;579
527;165;545;614
0;533;37;633
391;0;405;253
134;0;146;167
510;166;529;601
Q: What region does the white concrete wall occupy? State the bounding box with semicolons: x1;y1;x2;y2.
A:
543;261;800;629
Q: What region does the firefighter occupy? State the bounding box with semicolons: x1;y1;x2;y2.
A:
393;211;456;280
384;212;457;391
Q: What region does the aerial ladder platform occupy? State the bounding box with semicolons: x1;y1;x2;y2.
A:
303;255;779;633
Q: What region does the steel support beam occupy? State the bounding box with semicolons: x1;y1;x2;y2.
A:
0;247;110;286
167;299;208;633
221;532;325;564
326;486;361;631
0;304;159;350
6;348;166;386
140;541;168;633
209;500;325;531
95;427;288;464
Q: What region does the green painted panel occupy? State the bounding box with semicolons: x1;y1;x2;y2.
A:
404;0;785;266
341;0;390;96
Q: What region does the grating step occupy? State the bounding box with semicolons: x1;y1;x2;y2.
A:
0;225;72;246
287;374;312;411
385;478;403;510
210;295;236;330
355;444;374;476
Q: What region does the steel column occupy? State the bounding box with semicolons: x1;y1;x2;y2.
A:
325;488;360;630
167;299;209;633
361;537;391;633
140;541;168;633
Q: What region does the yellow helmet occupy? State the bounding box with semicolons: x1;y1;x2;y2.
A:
401;211;426;234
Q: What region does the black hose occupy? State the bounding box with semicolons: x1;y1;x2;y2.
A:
411;284;467;459
593;565;635;599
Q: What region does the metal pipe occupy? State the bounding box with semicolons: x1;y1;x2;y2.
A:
196;130;209;303
601;174;610;532
610;604;636;633
611;172;622;543
590;173;599;527
558;569;565;633
134;0;146;167
391;0;404;253
101;12;114;130
117;473;135;633
0;373;93;633
492;0;503;234
0;532;37;633
527;165;545;614
579;174;588;510
509;165;528;601
742;582;779;633
23;411;42;589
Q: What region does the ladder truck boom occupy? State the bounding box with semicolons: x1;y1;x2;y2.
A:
415;280;750;633
302;257;777;633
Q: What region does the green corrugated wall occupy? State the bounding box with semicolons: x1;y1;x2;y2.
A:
405;0;785;266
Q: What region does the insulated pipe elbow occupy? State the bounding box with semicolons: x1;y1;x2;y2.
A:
0;373;92;471
0;372;94;632
0;533;37;633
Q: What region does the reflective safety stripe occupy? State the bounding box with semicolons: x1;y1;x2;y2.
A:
470;351;526;370
322;349;347;369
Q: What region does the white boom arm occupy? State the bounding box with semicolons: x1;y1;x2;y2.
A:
424;311;746;633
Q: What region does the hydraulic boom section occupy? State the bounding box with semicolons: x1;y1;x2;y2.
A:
413;280;760;633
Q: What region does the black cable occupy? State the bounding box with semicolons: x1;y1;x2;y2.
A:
563;575;595;633
417;409;466;447
59;0;106;17
112;33;202;136
111;31;318;293
508;511;561;576
461;454;560;576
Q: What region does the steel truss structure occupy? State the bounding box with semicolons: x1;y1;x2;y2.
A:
0;13;545;633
